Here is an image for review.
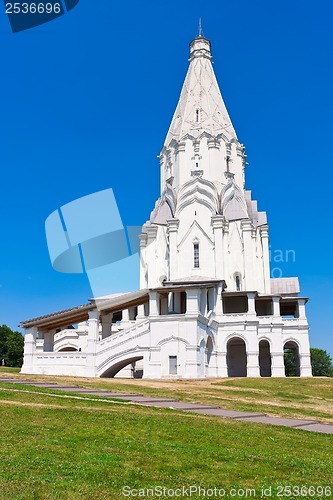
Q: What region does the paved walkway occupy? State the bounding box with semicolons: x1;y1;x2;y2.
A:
1;377;332;434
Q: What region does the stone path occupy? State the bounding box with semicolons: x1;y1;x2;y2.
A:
1;377;332;434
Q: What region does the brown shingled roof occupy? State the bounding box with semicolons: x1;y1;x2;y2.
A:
20;303;94;329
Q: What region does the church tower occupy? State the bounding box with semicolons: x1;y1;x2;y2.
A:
140;35;270;294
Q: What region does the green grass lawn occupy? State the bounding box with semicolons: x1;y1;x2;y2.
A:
1;370;331;423
0;366;20;374
0;384;332;499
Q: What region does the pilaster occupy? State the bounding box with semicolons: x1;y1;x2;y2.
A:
221;220;230;286
299;333;312;376
146;226;158;287
272;296;283;325
43;329;55;352
270;352;286;377
298;299;307;319
101;313;113;339
185;288;200;316
139;233;148;289
247;351;260;377
270;336;285;377
211;215;224;279
85;309;99;377
272;296;280;316
200;288;207;316
216;351;228;377
242;220;255;290
300;353;312;377
167;218;180;280
121;308;130;323
247;292;256;318
260;225;271;294
20;327;37;374
149;291;159;317
207;138;220;179
214;282;224;317
207;287;215;313
136;303;146;320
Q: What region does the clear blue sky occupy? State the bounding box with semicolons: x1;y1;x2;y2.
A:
0;0;332;356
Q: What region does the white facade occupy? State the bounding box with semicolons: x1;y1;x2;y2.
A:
21;35;312;378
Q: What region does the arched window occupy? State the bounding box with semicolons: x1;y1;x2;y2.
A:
234;273;241;291
193;242;200;268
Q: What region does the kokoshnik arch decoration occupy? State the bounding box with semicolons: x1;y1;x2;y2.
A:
20;33;312;379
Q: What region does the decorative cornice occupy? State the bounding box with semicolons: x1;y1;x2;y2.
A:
146;225;158;240
167;218;180;233
193;140;200;152
189;37;212;61
222;220;229;232
207;138;221;150
139;233;148;247
260;225;269;238
211;215;225;230
241;219;253;231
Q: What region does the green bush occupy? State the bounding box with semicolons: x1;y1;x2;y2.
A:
310;347;333;377
0;325;24;367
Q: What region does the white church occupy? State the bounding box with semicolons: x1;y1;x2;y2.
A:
21;34;312;379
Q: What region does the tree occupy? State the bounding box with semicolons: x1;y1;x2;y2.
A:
310;348;333;377
0;325;24;367
284;349;298;377
0;325;12;362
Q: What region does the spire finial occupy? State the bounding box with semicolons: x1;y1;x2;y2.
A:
198;18;203;37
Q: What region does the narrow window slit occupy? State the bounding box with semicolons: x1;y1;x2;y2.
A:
194;243;200;268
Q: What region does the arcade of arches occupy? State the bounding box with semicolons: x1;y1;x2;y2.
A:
225;337;301;378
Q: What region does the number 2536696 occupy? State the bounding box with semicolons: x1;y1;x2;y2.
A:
6;3;62;14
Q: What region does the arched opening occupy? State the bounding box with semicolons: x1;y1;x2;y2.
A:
100;356;143;378
206;336;213;367
259;340;271;377
284;341;300;377
227;337;247;377
58;347;77;352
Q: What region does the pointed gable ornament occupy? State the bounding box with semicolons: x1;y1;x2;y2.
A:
221;175;249;221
